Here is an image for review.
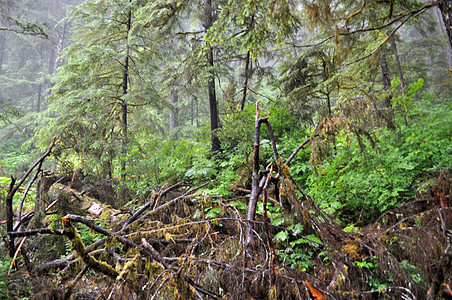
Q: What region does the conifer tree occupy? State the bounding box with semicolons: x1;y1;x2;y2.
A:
41;0;160;179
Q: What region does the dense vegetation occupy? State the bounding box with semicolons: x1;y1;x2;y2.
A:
1;0;451;299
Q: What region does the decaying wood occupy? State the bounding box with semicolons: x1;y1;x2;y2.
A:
262;164;276;293
427;227;452;299
244;103;312;248
7;228;64;238
61;216;119;278
6;137;56;257
125;181;189;226
3;128;450;299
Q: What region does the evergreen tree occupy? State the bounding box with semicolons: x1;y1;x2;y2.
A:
39;0;161;179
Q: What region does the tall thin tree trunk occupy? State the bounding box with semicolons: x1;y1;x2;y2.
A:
326;93;332;116
37;84;42;113
438;0;452;52
380;50;392;109
53;21;67;75
240;51;251;111
434;6;452;68
0;32;5;101
191;98;194;127
204;0;221;153
169;88;179;139
121;8;132;175
240;14;254;111
389;36;406;95
380;49;396;123
0;31;5;76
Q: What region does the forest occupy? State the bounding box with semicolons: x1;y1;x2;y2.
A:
0;0;452;299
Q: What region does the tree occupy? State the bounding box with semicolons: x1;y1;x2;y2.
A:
438;0;452;50
0;0;78;153
39;0;161;180
204;0;221;153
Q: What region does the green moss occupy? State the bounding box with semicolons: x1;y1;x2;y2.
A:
64;222;118;278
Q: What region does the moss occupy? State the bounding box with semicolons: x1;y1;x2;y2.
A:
117;254;140;281
145;259;164;278
63;219;118;278
281;163;291;178
341;240;361;260
268;285;277;300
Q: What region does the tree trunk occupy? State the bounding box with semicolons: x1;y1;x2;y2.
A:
380;49;395;124
0;31;5;76
37;83;42;113
380;50;392;109
0;31;5;101
204;0;221;153
389;36;406;95
438;0;452;52
240;51;251;111
169;88;179;139
6;177;16;257
53;21;67;75
240;14;254;111
121;8;132;175
434;5;452;68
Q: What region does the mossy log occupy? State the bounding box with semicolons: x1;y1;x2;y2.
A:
61;216;119;278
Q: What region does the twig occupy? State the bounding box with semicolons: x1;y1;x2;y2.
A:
6;137;56;257
338;6;429;69
7;228;64;238
63;266;88;300
142;238;171;269
262;164;276;288
125;181;189;226
16;164;42;230
150;277;169;300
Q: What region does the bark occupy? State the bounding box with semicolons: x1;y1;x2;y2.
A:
6;178;16;256
240;51;251;111
37;83;42;113
121;7;132;174
61;217;119;279
380;49;392;109
434;5;452;68
438;0;452;53
389;36;406;95
204;0;221;153
207;48;221;153
16;161;42;230
64;214;169;267
8;228;64;238
244;106;263;248
169;88;179;137
262;165;276;289
124;181;188;227
0;31;5;76
0;31;5;101
379;48;397;124
427;229;452;299
62;213;221;299
240;14;255;111
244;104;281;248
53;21;67;75
5;137;56;257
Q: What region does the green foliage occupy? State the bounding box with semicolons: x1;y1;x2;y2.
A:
0;256;32;299
399;259;421;283
274;223;322;271
0;257;10;298
389;77;424;125
305;92;452;224
77;223;103;247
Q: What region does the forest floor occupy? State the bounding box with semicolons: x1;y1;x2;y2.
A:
2;167;451;300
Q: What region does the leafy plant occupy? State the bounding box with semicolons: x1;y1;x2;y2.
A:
274;223;323;271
